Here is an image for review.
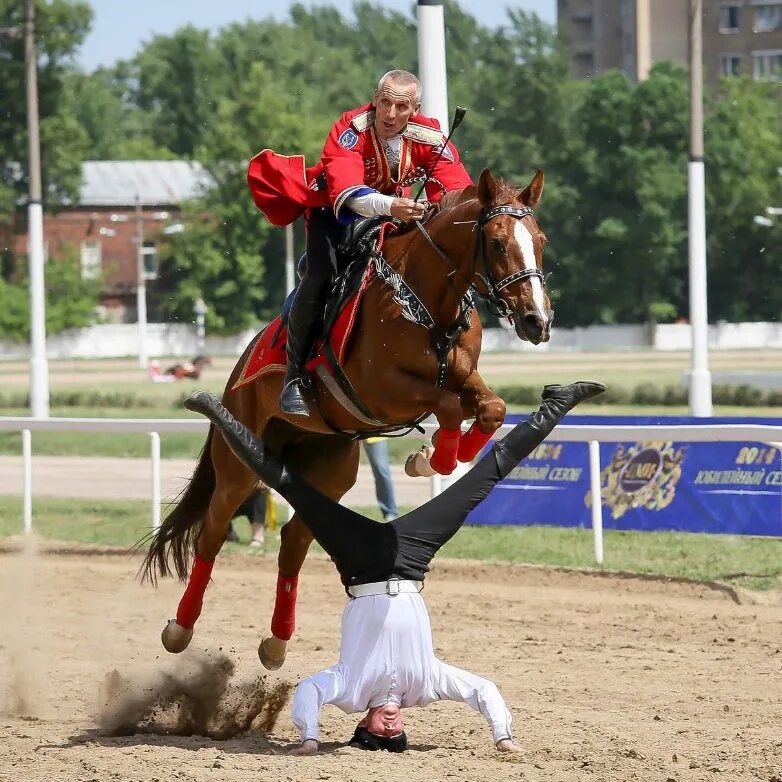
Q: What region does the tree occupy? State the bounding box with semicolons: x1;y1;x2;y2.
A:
0;0;92;225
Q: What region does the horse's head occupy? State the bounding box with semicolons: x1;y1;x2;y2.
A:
473;168;553;344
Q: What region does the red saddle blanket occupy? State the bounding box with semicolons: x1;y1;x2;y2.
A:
232;262;375;391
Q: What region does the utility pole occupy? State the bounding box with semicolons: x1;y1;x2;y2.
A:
417;0;449;132
25;0;49;417
135;194;148;368
687;0;712;416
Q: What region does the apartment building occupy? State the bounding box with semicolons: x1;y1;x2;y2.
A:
558;0;782;85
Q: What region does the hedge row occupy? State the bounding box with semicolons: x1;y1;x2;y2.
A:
495;383;782;408
0;384;779;410
0;390;192;409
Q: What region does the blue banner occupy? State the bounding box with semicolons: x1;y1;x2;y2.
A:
466;415;782;536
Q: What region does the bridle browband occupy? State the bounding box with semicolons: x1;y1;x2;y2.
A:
414;203;547;320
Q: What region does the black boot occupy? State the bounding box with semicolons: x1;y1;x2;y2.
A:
279;273;329;417
184;391;288;490
493;381;606;473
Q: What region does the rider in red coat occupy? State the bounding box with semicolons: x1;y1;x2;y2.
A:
247;69;473;417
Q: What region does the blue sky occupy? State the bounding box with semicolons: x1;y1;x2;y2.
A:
77;0;557;70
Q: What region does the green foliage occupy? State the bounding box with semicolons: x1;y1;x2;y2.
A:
2;2;779;328
0;0;92;215
0;254;100;340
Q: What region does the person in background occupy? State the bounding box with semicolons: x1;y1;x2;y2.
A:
363;437;398;521
227;485;272;547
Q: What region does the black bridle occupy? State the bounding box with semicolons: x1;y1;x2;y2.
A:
414;203;547;320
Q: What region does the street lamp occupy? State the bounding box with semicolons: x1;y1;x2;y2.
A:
193;298;207;352
687;0;713;416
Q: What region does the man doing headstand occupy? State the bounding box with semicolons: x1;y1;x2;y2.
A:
184;381;605;754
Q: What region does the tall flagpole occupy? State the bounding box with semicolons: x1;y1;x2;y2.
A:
417;0;449;132
25;0;49;417
688;0;712;416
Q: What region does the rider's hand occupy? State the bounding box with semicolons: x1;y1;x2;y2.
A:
390;197;427;223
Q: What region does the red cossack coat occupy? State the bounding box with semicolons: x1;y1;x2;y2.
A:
247;103;473;226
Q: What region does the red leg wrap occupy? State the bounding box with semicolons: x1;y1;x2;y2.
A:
271;573;299;641
457;422;493;462
429;427;461;475
175;554;214;630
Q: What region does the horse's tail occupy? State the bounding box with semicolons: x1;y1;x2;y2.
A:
138;425;216;585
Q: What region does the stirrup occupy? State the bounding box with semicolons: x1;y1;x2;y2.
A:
279;378;311;417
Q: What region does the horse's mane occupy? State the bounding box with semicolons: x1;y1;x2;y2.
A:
438;178;520;214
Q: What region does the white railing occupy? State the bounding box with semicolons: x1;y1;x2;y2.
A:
2;416;782;565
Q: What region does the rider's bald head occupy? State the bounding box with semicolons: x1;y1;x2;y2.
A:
377;70;421;103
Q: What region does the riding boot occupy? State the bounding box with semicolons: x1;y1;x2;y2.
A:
185;392;289;491
280;273;329;417
493;381;606;474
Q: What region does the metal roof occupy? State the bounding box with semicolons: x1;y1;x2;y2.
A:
79;160;214;207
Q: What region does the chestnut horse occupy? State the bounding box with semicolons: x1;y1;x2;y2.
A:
141;168;553;669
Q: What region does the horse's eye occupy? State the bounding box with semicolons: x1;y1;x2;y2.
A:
491;238;506;255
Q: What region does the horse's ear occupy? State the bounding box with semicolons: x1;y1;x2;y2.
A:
477;168;497;206
520;169;545;208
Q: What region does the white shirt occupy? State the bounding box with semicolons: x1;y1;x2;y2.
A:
290;591;514;744
344;133;403;218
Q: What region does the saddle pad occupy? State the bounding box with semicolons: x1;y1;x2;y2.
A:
231;261;375;391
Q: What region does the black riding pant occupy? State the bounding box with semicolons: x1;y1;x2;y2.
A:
274;422;540;587
304;207;345;282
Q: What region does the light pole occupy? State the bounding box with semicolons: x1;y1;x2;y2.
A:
687;0;713;416
24;0;49;417
135;194;148;369
417;0;449;132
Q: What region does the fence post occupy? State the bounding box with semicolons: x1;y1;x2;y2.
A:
150;432;161;531
22;429;32;534
588;439;604;565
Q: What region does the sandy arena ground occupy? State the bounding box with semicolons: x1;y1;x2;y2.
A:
1;541;781;782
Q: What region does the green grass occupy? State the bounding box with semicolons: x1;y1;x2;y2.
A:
3;496;781;590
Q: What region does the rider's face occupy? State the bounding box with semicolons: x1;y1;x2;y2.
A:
373;82;420;140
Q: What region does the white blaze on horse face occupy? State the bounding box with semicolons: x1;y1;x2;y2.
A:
513;221;547;320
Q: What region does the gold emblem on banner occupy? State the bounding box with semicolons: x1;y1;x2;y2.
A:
585;441;686;520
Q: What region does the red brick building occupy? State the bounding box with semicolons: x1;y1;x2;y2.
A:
14;160;212;322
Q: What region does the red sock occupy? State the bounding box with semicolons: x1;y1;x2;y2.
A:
271;573;299;641
175;554;214;629
457;422;493;462
429;427;461;475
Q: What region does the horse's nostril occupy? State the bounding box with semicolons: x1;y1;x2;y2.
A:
523;313;542;333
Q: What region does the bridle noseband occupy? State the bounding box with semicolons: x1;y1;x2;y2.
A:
413;203;547;321
474;205;546;319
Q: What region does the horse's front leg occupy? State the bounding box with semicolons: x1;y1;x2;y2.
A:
378;369;466;476
161;430;257;654
457;369;506;462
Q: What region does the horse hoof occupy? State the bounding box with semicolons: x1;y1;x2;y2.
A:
161;619;193;653
404;446;436;478
258;636;287;670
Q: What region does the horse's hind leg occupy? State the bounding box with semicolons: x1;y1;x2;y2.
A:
259;434;360;670
161;422;258;653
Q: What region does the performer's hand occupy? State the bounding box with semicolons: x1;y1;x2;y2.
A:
290;739;318;755
496;738;522;754
391;197;427;223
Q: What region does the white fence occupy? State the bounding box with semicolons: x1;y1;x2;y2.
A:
2;416;782;565
2;320;782;360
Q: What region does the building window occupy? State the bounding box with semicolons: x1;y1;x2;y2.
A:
752;49;782;79
720;54;742;75
141;241;158;280
719;5;741;32
80;239;101;279
753;4;782;32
